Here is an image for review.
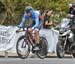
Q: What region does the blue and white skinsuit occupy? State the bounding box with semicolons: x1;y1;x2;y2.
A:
19;9;40;31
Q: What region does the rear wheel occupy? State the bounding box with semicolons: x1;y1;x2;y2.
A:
72;54;75;58
56;40;65;58
71;43;75;58
16;35;30;59
37;37;48;59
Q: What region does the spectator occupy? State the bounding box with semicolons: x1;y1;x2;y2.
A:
43;10;53;29
38;9;43;20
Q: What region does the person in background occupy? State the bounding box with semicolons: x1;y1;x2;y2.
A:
43;10;53;29
68;3;73;14
68;3;75;19
68;3;75;42
38;9;43;21
68;3;75;29
38;9;44;29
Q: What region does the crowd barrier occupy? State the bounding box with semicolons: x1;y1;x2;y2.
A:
0;25;59;53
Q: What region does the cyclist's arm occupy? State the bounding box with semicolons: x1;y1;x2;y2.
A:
32;17;39;29
19;13;28;28
45;20;53;25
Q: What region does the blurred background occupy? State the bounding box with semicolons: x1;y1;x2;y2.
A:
0;0;74;26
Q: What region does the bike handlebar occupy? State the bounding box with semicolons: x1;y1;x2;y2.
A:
16;28;28;33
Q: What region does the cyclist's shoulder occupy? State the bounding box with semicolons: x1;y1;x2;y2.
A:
34;10;39;14
34;11;40;15
23;12;30;18
33;10;40;17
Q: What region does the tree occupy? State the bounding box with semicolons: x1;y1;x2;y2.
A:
0;0;74;25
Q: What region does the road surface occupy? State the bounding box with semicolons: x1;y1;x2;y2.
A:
0;58;75;64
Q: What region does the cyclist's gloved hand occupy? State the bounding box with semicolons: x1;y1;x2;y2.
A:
32;27;34;30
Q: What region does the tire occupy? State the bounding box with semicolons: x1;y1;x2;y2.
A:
71;43;75;58
16;35;30;59
37;37;48;59
56;40;65;58
72;54;75;58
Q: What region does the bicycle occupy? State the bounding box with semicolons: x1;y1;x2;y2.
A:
16;28;48;59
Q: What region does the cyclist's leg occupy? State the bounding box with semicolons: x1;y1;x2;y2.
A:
28;28;33;33
28;27;39;43
33;28;40;44
33;28;40;50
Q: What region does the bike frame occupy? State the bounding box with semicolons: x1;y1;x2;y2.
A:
24;29;36;47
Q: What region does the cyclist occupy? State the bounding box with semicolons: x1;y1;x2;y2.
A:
17;6;41;50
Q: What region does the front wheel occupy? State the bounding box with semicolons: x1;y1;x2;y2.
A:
71;43;75;58
56;40;65;58
16;35;30;59
37;37;48;59
72;54;75;58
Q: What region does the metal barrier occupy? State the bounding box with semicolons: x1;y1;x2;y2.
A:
0;25;59;58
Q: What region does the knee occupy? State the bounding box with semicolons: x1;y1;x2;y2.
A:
28;28;33;32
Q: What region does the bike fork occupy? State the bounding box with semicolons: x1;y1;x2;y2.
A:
21;39;28;48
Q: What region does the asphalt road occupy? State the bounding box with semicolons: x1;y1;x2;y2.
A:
0;58;75;64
